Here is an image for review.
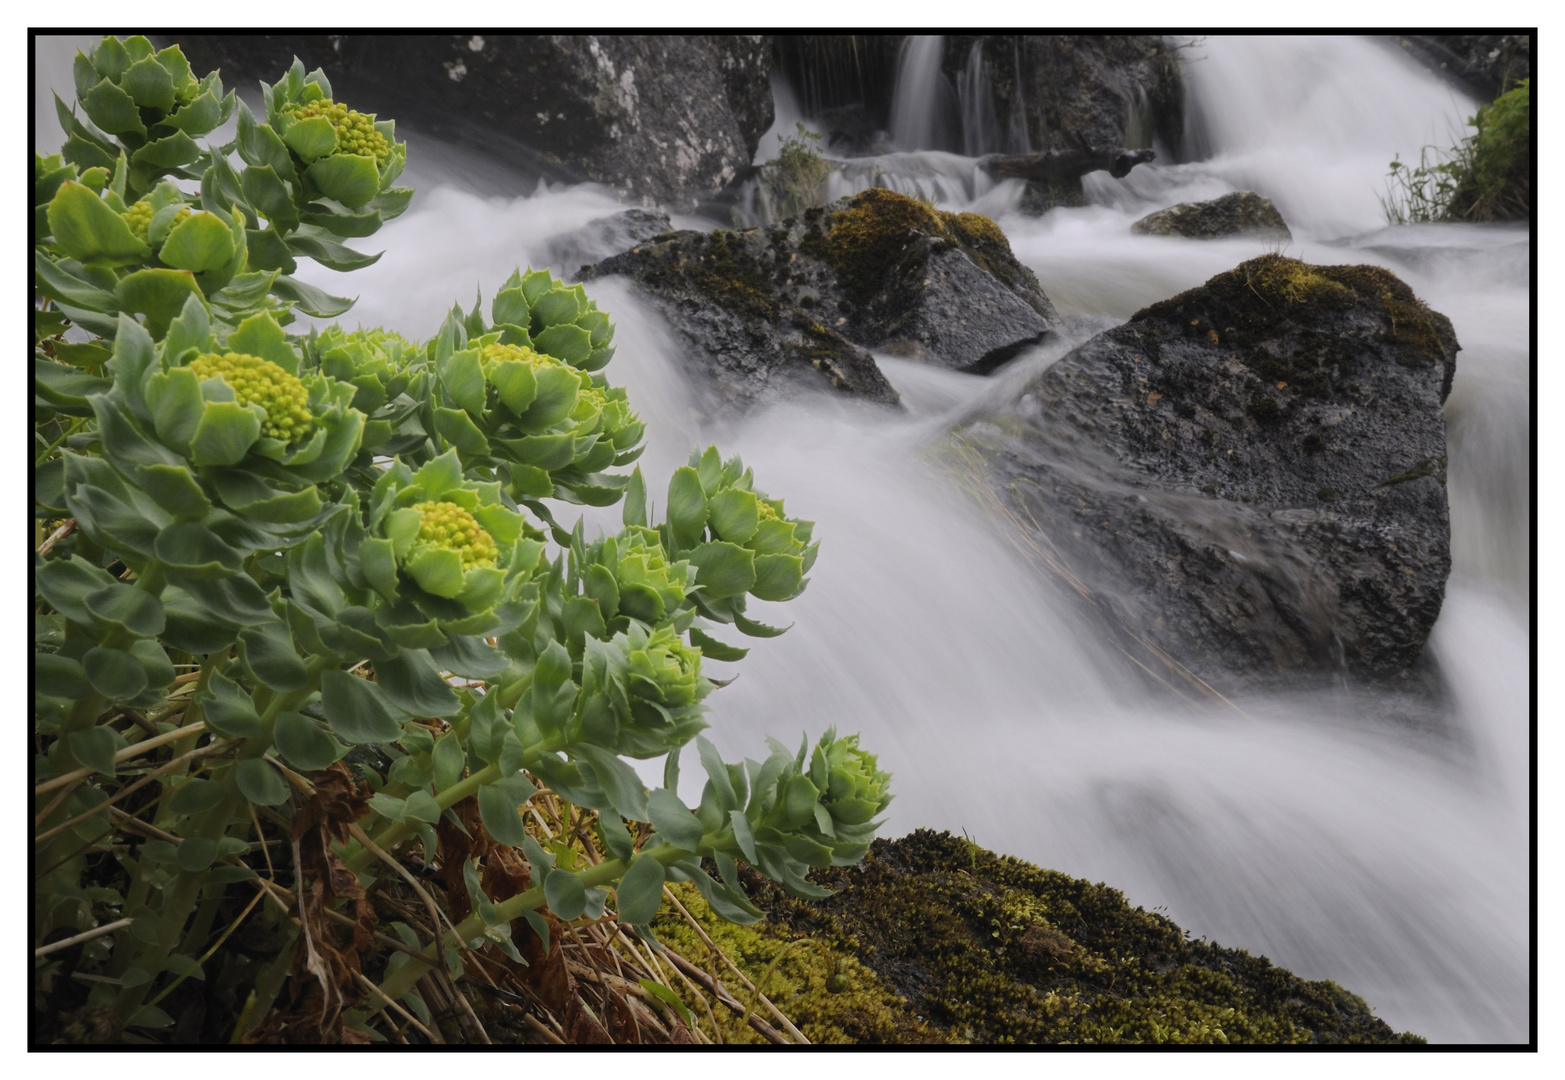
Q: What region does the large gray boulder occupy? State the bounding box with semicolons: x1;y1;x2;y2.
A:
166;35;774;209
1131;191;1292;241
959;255;1458;690
579;187;1059;409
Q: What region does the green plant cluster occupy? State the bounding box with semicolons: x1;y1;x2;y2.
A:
1381;78;1530;224
35;38;890;1043
763;123;833;220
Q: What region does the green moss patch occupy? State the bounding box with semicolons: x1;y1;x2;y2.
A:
821;188;1029;309
668;830;1424;1045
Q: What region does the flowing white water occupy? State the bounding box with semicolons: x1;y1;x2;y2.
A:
36;35;1530;1043
889;35;957;153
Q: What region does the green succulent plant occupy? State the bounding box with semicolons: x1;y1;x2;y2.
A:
34;37;889;1044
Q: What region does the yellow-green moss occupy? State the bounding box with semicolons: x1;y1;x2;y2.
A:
821;189;1027;307
692;830;1424;1045
653;882;921;1044
1134;255;1457;387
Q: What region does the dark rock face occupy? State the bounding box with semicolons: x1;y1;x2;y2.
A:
546;209;673;276
168;35;773;209
945;35;1185;212
579;188;1059;409
1131;191;1292;242
959;255;1458;689
1389;34;1531;101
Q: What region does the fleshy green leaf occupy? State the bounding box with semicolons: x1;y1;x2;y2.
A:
688;542;755;600
83;645;149;700
236;758;290;805
647;788;705;852
544;868;587;921
83;582;165;638
237;621;308;692
667;467;708;550
320;669;405;743
306;154;380;209
615;854;666;926
274;711;348;772
47;181;146;265
200;669;264;738
158;212;235;272
476;775;538;847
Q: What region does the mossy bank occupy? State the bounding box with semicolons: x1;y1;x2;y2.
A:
654;830;1422;1044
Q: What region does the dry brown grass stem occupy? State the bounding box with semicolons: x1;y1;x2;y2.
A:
35;720;210;795
35;738;238;843
34;917;134;958
36;517;76;556
660;885;809;1043
354;972;444;1044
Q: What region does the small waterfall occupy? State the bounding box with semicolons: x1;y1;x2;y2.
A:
957;40;1001;157
890;35;957;152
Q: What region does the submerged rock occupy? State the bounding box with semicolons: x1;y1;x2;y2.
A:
958;255;1457;690
168;35;773;209
579;188;1059;409
546;208;673;274
654;830;1423;1044
1131;191;1293;241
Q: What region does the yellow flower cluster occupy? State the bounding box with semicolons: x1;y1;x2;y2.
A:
479;342;568;372
121;200;191;245
288;99;391;166
188;352;314;444
411;501;499;570
755;499;780;523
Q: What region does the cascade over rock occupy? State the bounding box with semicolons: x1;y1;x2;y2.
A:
546;208;673;273
578;188;1059;409
1131;191;1293;241
959;255;1458;689
166;34;773;209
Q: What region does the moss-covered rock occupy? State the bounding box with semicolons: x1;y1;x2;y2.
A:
579;188;1058;410
957;254;1458;691
657;830;1422;1044
1131;191;1292;242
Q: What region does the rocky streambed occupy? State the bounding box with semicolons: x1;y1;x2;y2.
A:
570;190;1459;697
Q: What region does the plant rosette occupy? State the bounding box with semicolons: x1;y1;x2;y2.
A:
58;36;234;200
425;268;641;509
303;324;432;464
364;448;544;627
261;60;406;213
566;622;714;761
133;305;365;487
653;446;819;636
574;524;698;634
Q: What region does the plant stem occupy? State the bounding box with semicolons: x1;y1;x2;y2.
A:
346;761;503;873
370;842;690;1009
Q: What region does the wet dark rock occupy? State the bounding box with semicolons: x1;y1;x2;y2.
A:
546;209;673;276
1389;34;1531;101
946;35;1185;212
1131;191;1293;242
958;255;1458;690
579;187;1059;410
167;34;773;209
